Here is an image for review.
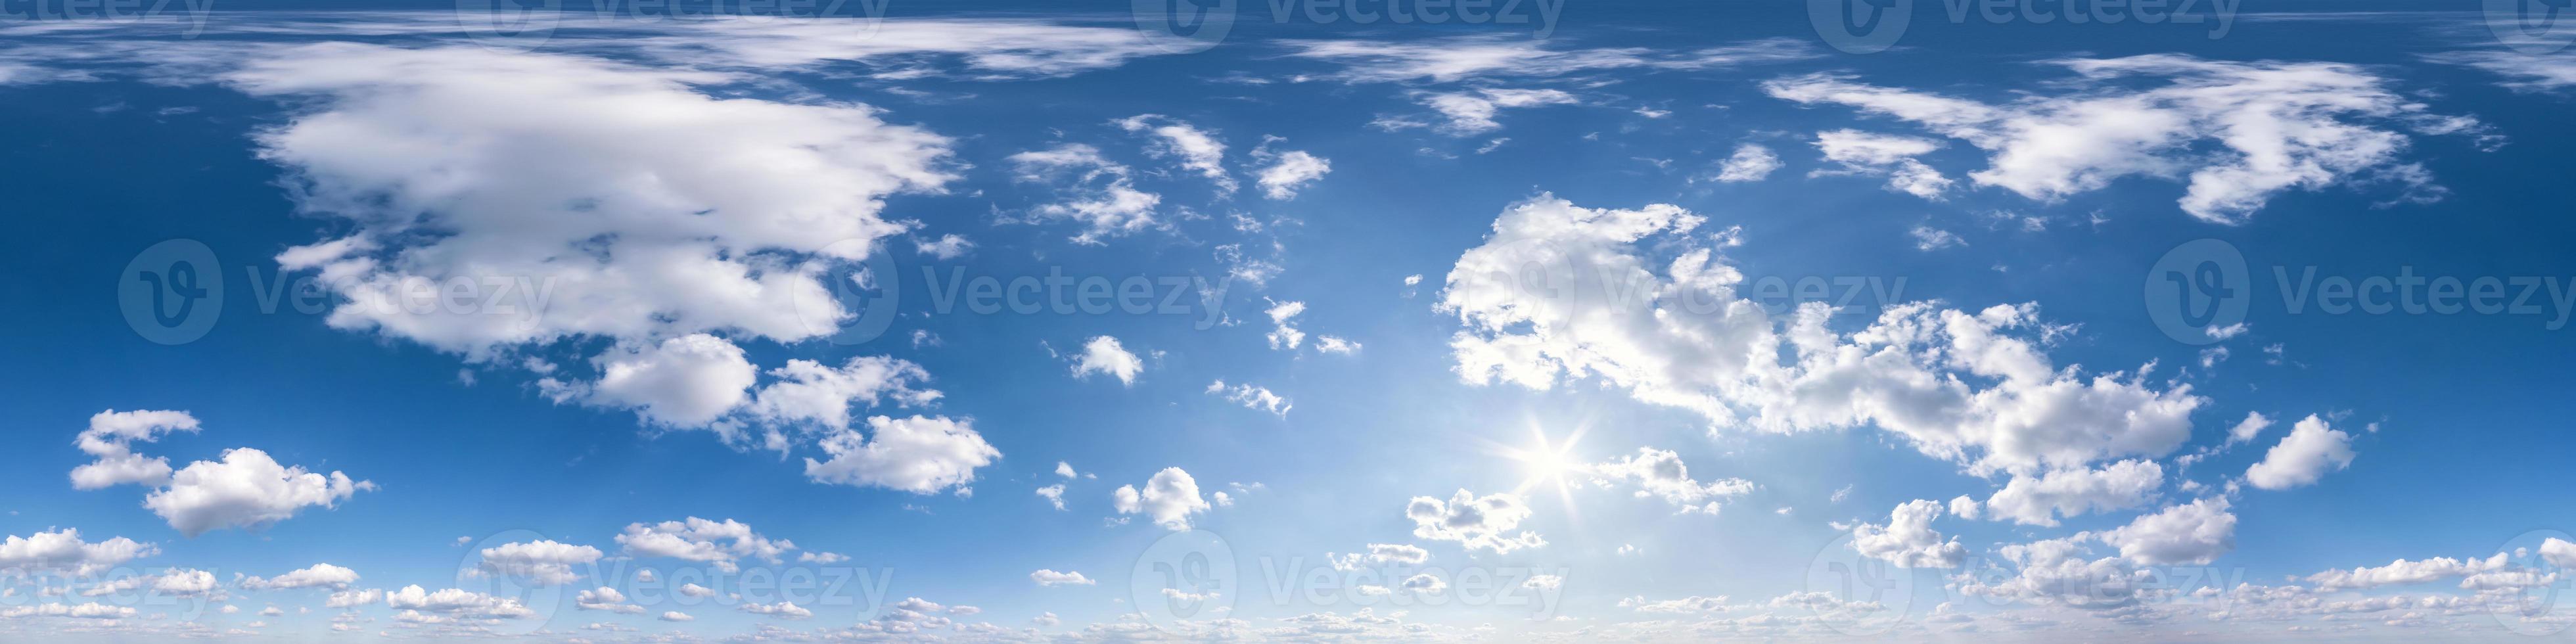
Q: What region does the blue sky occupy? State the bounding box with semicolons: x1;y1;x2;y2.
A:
4;0;2576;641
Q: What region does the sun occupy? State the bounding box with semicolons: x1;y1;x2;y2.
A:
1498;422;1588;497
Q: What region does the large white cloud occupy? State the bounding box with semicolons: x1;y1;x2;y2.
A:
1406;490;1544;553
1764;55;2480;223
1114;467;1212;531
802;415;1000;494
0;529;157;576
145;448;373;537
1438;195;2202;476
2244;415;2357;490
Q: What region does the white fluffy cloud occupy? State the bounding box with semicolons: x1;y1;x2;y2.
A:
2305;551;2510;591
2224;411;2274;446
1848;499;1966;568
241;563;359;591
584;334;760;428
1253;145;1332;200
146;448;373;537
1114;467;1212;531
574;586;645;614
802;416;999;494
2244;415;2357;490
0;529;156;576
1009;144;1162;244
1982;459;2163;527
1810;129;1952;200
1116;114;1234;195
1329;543;1431;571
1407;490;1545;553
616;517;796;574
1710;143;1782;183
1206;380;1292;417
1399;88;1580;135
69;409;200;490
1582;448;1755;515
1069;335;1145;386
2098;497;2236;566
1438;195;2202;477
1029;569;1095;586
384;585;535;620
1764;55;2477;222
474;541;601;586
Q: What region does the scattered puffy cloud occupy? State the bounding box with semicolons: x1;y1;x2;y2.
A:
2224;411;2274;446
616;517;795;574
1207;380;1291;417
2245;415;2357;490
1407;490;1545;553
1710;143;1782;183
1983;459;2163;526
1582;448;1755;515
1812;129;1952;200
146;448;373;537
1283;35;1817;83
1069;335;1145;385
1764;55;2477;222
241;563;359;591
1394;88;1580;136
384;585;536;620
2098;497;2236;566
1030;569;1095;586
474;541;601;586
1009;144;1161;244
1114;467;1212;530
574;586;645;614
804;415;999;495
1253;145;1331;200
1847;499;1966;568
1116;114;1235;195
69;409;199;490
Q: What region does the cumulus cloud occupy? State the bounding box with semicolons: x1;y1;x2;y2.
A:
1069;336;1145;385
1983;459;2163;527
2224;411;2274;446
241;563;359;591
1030;569;1095;586
384;585;535;620
1764;56;2478;222
1848;499;1966;568
1438;195;2202;477
574;586;645;614
584;334;759;428
474;541;601;586
1329;543;1431;570
2098;497;2236;566
802;416;998;494
1582;448;1755;515
1114;467;1212;530
2245;415;2357;490
1396;88;1580;135
1009;144;1161;244
69;409;199;490
146;448;373;536
1407;490;1545;553
615;517;795;574
1264;300;1308;350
